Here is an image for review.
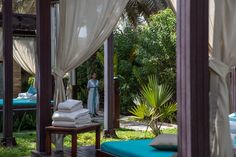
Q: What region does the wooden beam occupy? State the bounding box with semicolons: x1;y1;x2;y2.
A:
0;12;36;36
103;33;117;137
177;0;209;156
34;0;52;153
0;0;16;147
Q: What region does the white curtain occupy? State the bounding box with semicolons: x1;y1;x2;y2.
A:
167;0;176;13
209;0;236;156
0;29;36;75
169;0;233;156
13;38;36;75
168;0;214;50
52;0;128;109
51;0;128;150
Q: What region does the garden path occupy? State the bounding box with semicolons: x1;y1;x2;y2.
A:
92;110;177;131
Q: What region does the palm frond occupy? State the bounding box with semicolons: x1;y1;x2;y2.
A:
159;102;177;119
157;84;173;106
124;0;168;27
130;97;152;119
129;75;176;136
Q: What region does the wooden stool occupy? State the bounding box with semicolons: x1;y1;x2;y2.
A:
45;123;101;157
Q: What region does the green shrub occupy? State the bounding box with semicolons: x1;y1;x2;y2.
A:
0;112;36;132
129;75;177;136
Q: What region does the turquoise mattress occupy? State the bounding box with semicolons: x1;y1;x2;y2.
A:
0;99;37;107
101;139;176;157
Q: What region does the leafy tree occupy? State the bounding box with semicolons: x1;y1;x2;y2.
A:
125;0;168;27
114;9;176;113
135;8;176;95
114;26;140;113
129;75;176;135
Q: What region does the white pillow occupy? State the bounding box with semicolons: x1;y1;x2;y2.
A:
149;134;177;151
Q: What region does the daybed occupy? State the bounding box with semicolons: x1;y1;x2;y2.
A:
0;99;53;111
97;139;177;157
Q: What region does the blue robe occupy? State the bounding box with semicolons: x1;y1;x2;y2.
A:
87;79;99;115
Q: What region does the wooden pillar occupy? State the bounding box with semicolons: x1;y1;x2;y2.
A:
1;0;16;147
113;78;120;128
103;33;117;137
33;0;52;154
177;0;209;156
231;67;236;112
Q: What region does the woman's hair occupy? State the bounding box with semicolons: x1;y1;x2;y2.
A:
90;72;97;79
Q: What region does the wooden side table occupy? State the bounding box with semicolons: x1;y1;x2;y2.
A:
45;123;101;157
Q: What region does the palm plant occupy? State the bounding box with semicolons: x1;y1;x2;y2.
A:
129;75;176;135
124;0;169;27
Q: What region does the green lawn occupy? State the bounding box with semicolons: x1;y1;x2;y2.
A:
0;128;177;157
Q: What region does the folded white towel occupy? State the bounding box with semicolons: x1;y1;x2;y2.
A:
30;94;37;100
58;104;83;113
52;109;89;122
58;99;83;112
17;92;32;99
52;119;91;128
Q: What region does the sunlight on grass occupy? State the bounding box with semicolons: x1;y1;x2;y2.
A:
0;132;36;157
0;128;177;157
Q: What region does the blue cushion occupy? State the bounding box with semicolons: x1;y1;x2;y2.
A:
27;86;37;95
101;139;176;157
0;99;36;107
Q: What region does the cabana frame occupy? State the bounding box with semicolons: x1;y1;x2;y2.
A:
97;0;210;156
32;0;52;155
1;0;16;147
177;0;209;156
0;0;211;156
0;12;36;36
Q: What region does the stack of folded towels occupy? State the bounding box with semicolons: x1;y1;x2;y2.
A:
17;86;37;100
52;99;91;127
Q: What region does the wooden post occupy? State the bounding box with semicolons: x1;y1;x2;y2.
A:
113;78;120;128
177;0;209;156
231;67;236;112
32;0;52;154
103;33;117;137
1;0;16;147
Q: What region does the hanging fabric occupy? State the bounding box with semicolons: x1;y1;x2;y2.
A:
52;0;129;110
169;0;232;156
209;0;236;156
13;37;36;75
51;0;128;150
0;29;36;75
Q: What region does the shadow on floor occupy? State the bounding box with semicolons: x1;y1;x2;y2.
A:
32;146;96;157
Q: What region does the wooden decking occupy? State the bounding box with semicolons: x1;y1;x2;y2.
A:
32;146;96;157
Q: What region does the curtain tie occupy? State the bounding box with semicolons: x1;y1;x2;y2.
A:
52;67;65;78
209;57;230;78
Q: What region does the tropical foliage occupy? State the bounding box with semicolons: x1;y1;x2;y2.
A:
124;0;168;27
135;8;176;91
114;9;176;113
129;75;176;135
74;9;176;114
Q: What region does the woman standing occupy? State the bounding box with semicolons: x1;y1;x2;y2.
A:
87;72;99;117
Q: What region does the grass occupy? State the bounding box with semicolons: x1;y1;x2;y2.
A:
0;132;36;157
0;128;177;157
